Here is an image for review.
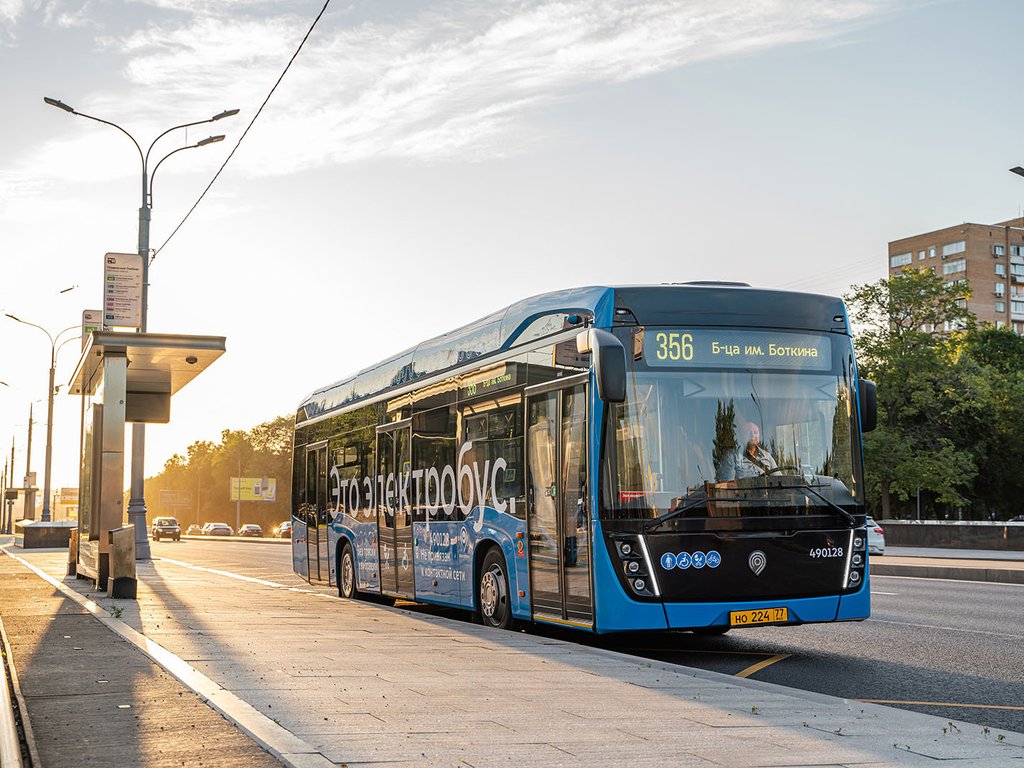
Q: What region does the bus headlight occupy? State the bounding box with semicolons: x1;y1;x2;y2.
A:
609;534;660;599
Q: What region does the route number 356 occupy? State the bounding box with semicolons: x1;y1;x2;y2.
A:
654;331;694;362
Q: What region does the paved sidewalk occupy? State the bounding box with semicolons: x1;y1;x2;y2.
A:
3;546;1024;767
0;551;284;768
870;548;1024;584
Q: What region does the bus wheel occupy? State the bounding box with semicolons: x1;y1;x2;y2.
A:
479;548;512;630
338;543;357;600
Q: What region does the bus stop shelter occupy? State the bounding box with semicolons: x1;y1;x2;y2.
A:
68;331;226;590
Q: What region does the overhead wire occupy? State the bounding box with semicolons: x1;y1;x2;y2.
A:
150;0;333;265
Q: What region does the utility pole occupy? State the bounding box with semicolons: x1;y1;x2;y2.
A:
44;97;236;559
23;403;34;521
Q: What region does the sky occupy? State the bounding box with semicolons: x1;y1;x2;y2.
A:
2;0;1023;505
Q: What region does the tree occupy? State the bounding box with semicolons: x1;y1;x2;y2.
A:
846;269;977;517
145;415;295;531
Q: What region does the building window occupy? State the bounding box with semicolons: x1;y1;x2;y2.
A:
1012;245;1023;258
994;244;1005;257
1012;263;1024;279
890;252;912;268
954;298;968;309
928;247;936;258
942;258;966;275
996;301;1006;313
1012;300;1024;317
996;263;1006;277
942;241;966;257
1012;285;1023;298
997;320;1006;329
918;250;926;261
995;282;1006;297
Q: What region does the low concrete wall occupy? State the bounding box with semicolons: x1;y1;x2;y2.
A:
14;520;75;550
880;520;1024;551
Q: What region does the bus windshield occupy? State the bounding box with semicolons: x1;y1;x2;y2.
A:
601;333;860;523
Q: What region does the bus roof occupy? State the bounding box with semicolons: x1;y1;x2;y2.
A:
296;283;847;423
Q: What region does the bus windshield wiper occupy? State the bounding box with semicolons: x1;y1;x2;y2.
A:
645;490;742;531
766;480;856;527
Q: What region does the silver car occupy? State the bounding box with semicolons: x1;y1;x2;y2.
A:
866;516;885;555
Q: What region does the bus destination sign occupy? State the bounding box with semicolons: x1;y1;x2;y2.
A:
643;328;832;371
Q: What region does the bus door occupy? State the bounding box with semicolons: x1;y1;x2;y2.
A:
304;442;329;583
525;375;593;627
376;421;415;598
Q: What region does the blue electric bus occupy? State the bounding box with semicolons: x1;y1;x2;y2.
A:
291;284;877;633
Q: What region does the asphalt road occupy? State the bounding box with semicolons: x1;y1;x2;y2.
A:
153;538;1024;734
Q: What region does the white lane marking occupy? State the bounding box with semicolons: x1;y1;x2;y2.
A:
869;617;1024;640
871;573;1024;588
156;556;292;589
0;547;334;768
871;591;898;596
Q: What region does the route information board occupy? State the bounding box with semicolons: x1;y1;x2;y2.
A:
103;252;143;329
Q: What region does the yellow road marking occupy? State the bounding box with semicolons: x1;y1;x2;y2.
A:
629;647;780;657
735;653;792;678
856;699;1024;711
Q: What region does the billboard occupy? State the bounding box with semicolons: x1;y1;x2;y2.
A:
229;477;276;502
159;490;193;509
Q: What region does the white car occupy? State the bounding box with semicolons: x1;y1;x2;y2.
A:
866;516;885;555
202;522;234;537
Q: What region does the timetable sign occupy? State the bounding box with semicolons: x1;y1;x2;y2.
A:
103;252;143;329
82;308;103;349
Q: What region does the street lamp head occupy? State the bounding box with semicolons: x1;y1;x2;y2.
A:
211;108;240;121
1011;166;1024;178
197;134;225;146
43;97;75;113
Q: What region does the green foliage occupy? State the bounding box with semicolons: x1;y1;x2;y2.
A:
846;269;1024;519
145;414;295;531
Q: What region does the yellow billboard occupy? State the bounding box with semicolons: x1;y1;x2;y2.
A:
229;477;277;502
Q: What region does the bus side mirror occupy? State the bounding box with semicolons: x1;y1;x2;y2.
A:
858;378;877;433
576;329;626;403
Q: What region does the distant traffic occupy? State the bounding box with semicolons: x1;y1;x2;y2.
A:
153;517;292;540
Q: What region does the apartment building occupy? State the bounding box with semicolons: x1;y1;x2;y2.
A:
888;217;1024;332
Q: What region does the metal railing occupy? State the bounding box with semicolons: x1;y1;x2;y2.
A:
0;617;25;768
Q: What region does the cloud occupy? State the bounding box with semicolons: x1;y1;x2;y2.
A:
9;0;899;183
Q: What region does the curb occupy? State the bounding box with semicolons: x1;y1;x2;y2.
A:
870;563;1024;585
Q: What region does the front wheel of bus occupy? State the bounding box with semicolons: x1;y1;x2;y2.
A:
338;543;357;600
479;548;512;630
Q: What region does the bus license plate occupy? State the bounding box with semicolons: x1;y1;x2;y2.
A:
729;607;788;627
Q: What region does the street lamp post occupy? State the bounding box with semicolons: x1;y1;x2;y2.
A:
5;315;79;523
44;97;237;559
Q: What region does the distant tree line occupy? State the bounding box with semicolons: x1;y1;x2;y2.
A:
144;414;294;532
847;269;1024;521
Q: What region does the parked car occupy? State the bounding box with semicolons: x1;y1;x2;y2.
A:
866;516;885;555
185;524;203;536
203;523;233;536
275;521;292;539
151;517;181;542
1009;515;1024;523
238;524;263;538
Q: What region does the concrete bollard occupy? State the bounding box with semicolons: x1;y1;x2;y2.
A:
107;526;138;599
67;529;78;577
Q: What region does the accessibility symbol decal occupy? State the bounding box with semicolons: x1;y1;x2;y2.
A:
660;552;677;570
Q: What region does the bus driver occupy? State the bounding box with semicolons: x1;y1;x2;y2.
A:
719;421;777;480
